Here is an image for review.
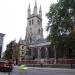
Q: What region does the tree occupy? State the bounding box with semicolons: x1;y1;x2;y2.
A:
68;29;75;58
46;0;75;58
3;41;13;60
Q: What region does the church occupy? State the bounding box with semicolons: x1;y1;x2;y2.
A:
11;1;75;65
18;1;54;64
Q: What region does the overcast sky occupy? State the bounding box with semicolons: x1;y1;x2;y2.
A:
0;0;57;51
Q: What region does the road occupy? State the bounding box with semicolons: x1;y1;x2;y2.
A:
0;66;75;75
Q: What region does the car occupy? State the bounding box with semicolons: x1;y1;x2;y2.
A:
0;61;13;72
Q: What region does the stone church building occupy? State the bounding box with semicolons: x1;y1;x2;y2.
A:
11;1;75;65
18;1;54;63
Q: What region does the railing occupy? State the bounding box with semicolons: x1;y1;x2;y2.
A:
19;58;75;64
57;59;75;64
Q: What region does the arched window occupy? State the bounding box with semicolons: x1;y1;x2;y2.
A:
37;20;41;25
29;20;31;25
30;36;32;43
32;20;33;24
38;29;40;34
22;52;24;55
22;46;24;49
30;28;32;30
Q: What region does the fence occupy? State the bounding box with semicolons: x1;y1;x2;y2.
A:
19;58;75;65
57;59;75;64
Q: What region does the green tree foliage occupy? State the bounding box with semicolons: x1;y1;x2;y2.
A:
3;41;13;60
46;0;75;58
46;0;75;47
68;29;75;49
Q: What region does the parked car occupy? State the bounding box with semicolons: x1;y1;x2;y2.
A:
0;61;13;72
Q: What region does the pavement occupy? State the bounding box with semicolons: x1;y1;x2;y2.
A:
0;72;8;75
13;65;75;71
0;66;75;75
28;67;75;71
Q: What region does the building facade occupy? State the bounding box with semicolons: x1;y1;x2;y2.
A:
17;1;54;64
11;1;75;65
10;1;75;65
0;33;5;58
25;1;43;44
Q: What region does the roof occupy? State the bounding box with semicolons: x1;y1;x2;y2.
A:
27;14;42;20
30;38;48;45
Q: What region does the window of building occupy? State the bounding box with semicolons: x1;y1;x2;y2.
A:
21;57;24;60
25;48;31;55
30;28;32;30
37;20;41;25
22;52;24;55
29;20;31;25
30;36;32;43
32;20;33;24
22;46;24;49
38;29;41;34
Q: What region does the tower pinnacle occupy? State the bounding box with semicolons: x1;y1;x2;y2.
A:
39;5;42;18
34;0;37;8
28;4;30;10
33;0;37;15
28;3;31;17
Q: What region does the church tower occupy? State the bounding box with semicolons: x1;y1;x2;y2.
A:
25;1;43;44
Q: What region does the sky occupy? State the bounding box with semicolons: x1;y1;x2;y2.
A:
0;0;57;51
